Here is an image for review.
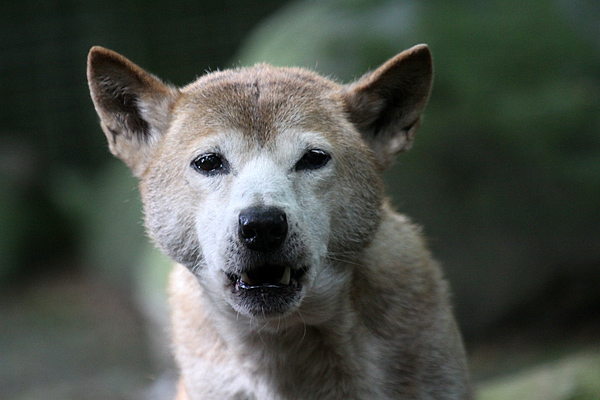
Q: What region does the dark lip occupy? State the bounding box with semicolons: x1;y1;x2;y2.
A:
226;265;307;291
225;265;308;317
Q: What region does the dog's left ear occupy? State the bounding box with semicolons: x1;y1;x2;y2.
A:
343;44;433;169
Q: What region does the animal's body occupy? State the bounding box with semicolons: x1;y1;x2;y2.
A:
87;44;471;399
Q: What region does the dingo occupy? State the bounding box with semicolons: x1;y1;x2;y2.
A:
87;44;471;399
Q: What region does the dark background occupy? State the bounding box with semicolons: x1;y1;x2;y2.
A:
1;0;599;399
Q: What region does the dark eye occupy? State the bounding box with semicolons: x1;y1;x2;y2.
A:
295;149;331;171
191;153;228;175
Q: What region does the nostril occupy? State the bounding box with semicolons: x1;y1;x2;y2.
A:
238;206;288;252
239;221;258;240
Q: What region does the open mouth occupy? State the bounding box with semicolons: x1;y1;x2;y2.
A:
226;264;307;316
227;264;306;290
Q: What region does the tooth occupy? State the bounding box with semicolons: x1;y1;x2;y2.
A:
241;273;252;284
279;266;291;285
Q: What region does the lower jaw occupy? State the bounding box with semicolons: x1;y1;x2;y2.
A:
230;284;303;318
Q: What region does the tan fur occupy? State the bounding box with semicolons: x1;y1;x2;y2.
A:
87;44;471;399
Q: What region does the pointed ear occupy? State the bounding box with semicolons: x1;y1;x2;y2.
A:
87;46;179;177
343;44;433;169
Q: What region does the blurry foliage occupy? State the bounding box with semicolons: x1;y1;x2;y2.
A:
237;0;600;334
478;348;600;400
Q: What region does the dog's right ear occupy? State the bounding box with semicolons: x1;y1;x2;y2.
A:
87;47;179;177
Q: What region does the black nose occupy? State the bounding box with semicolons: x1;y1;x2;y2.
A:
238;206;288;252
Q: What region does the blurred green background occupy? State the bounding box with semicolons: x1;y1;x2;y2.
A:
1;0;599;399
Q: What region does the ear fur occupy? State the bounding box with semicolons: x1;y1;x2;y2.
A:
87;46;179;176
343;44;433;169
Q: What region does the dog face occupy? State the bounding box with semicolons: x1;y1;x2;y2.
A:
142;69;384;323
87;46;432;325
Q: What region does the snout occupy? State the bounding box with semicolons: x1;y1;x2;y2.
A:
223;205;308;317
235;205;298;289
238;206;288;252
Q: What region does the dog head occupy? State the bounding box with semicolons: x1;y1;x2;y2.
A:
87;45;432;325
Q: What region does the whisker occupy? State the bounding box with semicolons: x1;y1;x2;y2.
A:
289;310;308;346
326;253;363;268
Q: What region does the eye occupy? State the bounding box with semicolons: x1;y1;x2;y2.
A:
295;149;331;171
191;153;228;175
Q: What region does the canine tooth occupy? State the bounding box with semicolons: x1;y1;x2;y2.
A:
241;272;252;284
279;266;291;285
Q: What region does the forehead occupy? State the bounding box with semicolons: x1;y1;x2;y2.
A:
174;65;345;144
